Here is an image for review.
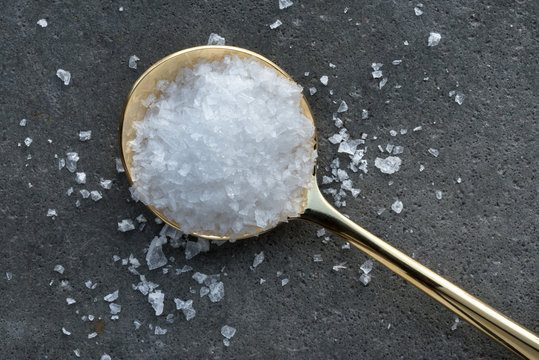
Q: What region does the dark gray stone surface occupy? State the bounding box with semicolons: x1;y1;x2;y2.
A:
1;1;537;359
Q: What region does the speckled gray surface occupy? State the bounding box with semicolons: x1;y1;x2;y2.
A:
1;1;537;359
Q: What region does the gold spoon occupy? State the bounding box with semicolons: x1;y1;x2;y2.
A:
119;45;538;359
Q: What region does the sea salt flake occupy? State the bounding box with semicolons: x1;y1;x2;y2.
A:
379;77;388;89
54;265;65;274
309;87;317;95
109;303;121;314
148;290;165;315
316;228;326;237
129;55;140;69
62;327;71;335
449;90;456;97
66;297;76;305
100;179;113;189
73;349;80;357
90;191;102;201
337;101;348;113
393;146;404;155
329;63;336;68
221;325;237;339
146;236;168;270
455;93;465;105
281;278;289;286
361;109;368;119
115;158;125;173
360;259;373;274
392;60;402;65
118;219;135;232
88;332;98;339
377;208;385;215
404;40;409;45
104;290;119;302
47;209;58;217
58;159;66;170
56;69;71;85
6;272;13;280
24;137;32;147
279;0;293;9
192;272;208;284
75;172;86;184
435;190;443;200
100;355;112;360
269;19;282;29
389;130;397;136
37;19;48;27
252;251;264;268
428;32;441;47
66;152;79;172
332;263;347;271
374;156;402;174
19;119;27;126
207;33;225;45
359;273;371;286
174;298;196;320
419;164;425;172
414;7;423;16
223;338;230;347
320;75;328;85
413;126;422;132
79;130;91;141
154;326;167;335
428;148;439;157
372;70;383;79
208;281;225;302
313;254;323;262
457;177;462;183
391;200;403;214
400;129;407;135
80;189;90;198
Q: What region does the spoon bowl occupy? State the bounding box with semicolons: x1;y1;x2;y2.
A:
120;46;538;359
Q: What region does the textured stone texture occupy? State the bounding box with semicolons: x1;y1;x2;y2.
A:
0;1;536;359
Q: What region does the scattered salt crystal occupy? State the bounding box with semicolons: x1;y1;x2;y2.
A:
79;189;90;198
75;172;86;184
6;272;13;280
392;60;402;65
379;77;388;89
419;164;425;172
154;326;167;335
47;209;58;217
457;177;462;183
428;148;439;157
119;6;124;11
342;242;351;249
104;290;119;302
360;259;373;274
128;55;140;69
313;254;323;262
393;146;404;155
100;355;112;360
88;332;98;339
136;214;147;223
118;219;135;232
435;190;442;200
28;183;33;188
56;69;71;85
223;338;230;347
192;272;208;284
449;90;456;97
377;208;385;215
389;130;397;136
320;75;328;85
113;255;121;262
24;137;32;147
413;126;422;132
361;109;368;119
400;129;407;135
391;200;403;214
374;156;402;174
133;320;141;329
100;179;113;189
79;130;91;141
428;32;441;47
54;265;65;274
332;263;347;271
207;33;225;45
85;280;97;289
185;240;202;260
73;349;81;357
115;157;124;172
109;303;122;314
404;40;409;45
66;152;79;172
316;228;326;237
451;316;460;331
455;93;465;105
174;298;196;320
62;327;71;335
221;325;237;339
252;251;264;268
200;286;210;297
146;236;168;270
281;278;289;286
19;119;27;126
414;7;423;16
309;87;317;95
37;19;48;27
372;70;383;79
58;158;66;170
359;273;371;286
90;191;102;201
66;297;76;305
385;144;394;153
336;100;348;113
269;19;282;29
279;0;293;9
371;63;383;71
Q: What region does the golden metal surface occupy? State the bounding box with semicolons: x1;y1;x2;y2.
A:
119;45;316;240
120;46;538;358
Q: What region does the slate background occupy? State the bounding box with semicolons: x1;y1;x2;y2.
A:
0;1;537;359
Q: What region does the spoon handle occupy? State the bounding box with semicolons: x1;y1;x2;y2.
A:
299;184;538;359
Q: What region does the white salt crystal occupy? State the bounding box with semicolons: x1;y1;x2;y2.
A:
309;87;317;95
109;303;121;314
128;55;140;69
209;281;225;302
154;326;167;335
371;63;383;71
88;332;97;339
332;263;347;271
313;254;323;262
414;7;423;16
221;325;237;339
75;172;86;184
148;290;164;315
279;0;293;9
54;265;65;274
404;40;409;45
113;255;121;262
73;349;80;357
174;298;196;320
118;219;135;232
419;164;425;172
115;158;125;173
360;259;373;274
24;137;32;147
47;209;58;217
146;236;168;270
269;19;282;29
449;90;456;97
389;130;397;136
90;191;102;201
374;156;402;174
192;272;207;284
207;33;225;45
37;19;48;27
428;32;441;47
455;93;465;105
79;130;91;141
361;109;368;119
252;251;264;268
66;152;79;172
392;60;402;65
66;297;76;305
435;190;442;200
359;273;371;286
100;179;113;189
223;339;230;347
100;355;111;360
19;119;27;126
451;317;460;331
316;228;326;237
413;126;422;132
379;77;388;89
400;129;407;135
337;101;348;113
136;214;147;223
56;69;71;85
85;280;96;289
58;159;65;170
281;278;289;286
104;290;119;302
457;177;462;183
428;148;439;157
133;320;141;329
329;63;336;68
391;200;403;214
79;189;90;198
385;144;394;153
372;70;383;79
6;272;13;280
393;146;404;155
377;208;385;215
320;75;328;85
119;6;124;11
